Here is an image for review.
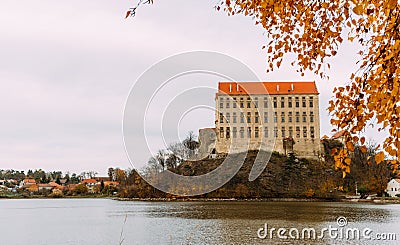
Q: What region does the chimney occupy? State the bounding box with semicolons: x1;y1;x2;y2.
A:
236;83;239;91
277;84;280;92
229;84;232;92
291;83;294;91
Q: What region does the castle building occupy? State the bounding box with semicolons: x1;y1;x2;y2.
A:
212;81;321;158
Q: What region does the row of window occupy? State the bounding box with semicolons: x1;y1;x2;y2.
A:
219;126;316;139
219;96;314;109
219;111;315;124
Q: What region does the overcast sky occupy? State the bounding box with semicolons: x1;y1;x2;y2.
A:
0;0;384;175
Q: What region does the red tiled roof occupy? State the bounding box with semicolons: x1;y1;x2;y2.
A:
48;182;62;187
82;179;97;183
24;179;36;183
331;130;345;139
37;184;53;188
218;81;319;95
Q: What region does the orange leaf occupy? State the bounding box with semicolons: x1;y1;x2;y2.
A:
374;151;385;164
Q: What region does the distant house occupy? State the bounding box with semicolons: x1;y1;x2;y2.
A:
37;184;54;192
386;179;400;197
82;179;97;186
48;182;64;191
330;130;345;141
81;179;98;193
19;178;36;188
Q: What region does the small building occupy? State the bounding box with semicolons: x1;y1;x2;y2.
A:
81;179;98;193
19;178;36;188
37;184;54;192
386;179;400;197
82;179;97;186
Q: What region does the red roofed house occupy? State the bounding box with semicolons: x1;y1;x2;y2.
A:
206;81;321;158
81;179;98;193
19;178;36;188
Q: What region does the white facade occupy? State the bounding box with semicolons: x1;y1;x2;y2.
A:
386;179;400;197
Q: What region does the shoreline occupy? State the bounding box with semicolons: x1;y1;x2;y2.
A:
2;195;399;204
112;197;400;204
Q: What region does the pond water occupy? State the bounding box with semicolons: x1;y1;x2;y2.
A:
0;198;399;244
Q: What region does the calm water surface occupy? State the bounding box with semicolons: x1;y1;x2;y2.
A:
0;199;399;244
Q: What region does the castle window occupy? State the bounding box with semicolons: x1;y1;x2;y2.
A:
220;127;224;138
226;127;230;138
281;127;286;137
303;112;307;122
240;112;244;123
247;127;252;138
219;113;224;123
247;112;251;123
309;97;314;107
296;112;300;122
310;126;315;138
288;97;292;108
273;97;277;108
274;112;277;123
233;112;237;123
264;97;268;108
247;101;251;108
254;97;259;108
264;112;268;123
303;126;307;138
255;127;259;138
255;112;259;123
240;97;244;108
240;127;244;138
296;127;300;138
289;126;293;137
274;127;278;137
302;97;306;107
220;98;224;108
295;97;299;107
281;112;285;123
288;112;293;123
226;102;230;108
310;111;314;123
233;127;237;138
264;127;269;138
226;113;230;123
281;97;285;108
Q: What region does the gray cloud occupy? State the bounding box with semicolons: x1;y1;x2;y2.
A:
0;0;383;174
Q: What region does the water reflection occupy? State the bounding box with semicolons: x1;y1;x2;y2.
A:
0;199;398;244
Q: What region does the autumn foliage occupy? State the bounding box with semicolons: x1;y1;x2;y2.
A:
218;0;400;175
